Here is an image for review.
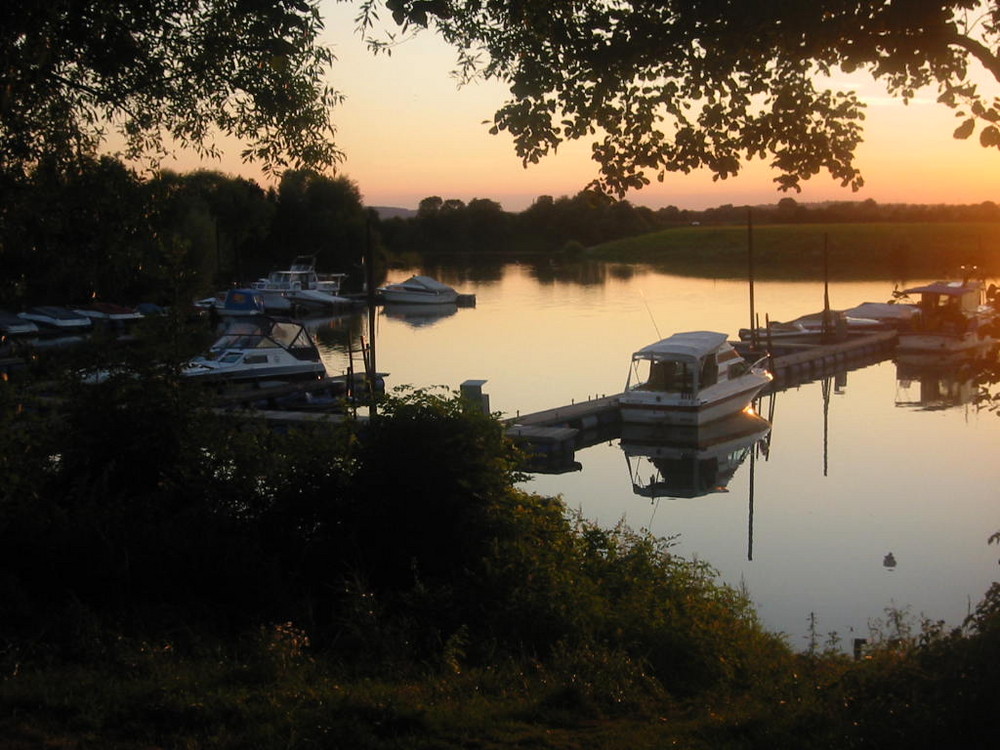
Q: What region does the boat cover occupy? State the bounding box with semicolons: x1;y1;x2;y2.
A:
842;302;918;322
632;331;729;361
222;289;266;313
902;281;979;296
397;275;454;291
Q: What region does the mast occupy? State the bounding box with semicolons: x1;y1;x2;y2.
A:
747;209;757;350
364;216;379;417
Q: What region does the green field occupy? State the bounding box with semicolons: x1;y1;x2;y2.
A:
588;222;1000;281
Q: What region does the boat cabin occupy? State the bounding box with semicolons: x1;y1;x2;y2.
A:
902;281;987;335
629;331;750;395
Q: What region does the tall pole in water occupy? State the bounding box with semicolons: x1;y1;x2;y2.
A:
747;209;757;349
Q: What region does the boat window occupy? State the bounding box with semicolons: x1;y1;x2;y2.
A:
700;355;718;387
728;361;749;379
244;355;268;364
219;352;242;364
269;322;307;349
644;360;692;392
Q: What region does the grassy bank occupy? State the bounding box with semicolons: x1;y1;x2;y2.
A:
3;368;1000;749
588;222;1000;280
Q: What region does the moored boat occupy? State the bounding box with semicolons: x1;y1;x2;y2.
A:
896;280;997;359
252;255;351;311
0;309;39;337
18;306;92;333
183;317;327;384
619;331;772;426
378;275;459;304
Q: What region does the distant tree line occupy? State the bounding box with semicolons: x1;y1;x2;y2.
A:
378;194;1000;257
4;154;998;308
377;191;661;255
0;158;374;309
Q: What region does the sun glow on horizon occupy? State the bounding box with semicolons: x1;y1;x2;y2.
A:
111;1;1000;213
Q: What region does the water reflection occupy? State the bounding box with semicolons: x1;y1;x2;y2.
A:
621;412;771;500
302;313;363;353
382;302;458;327
894;352;995;411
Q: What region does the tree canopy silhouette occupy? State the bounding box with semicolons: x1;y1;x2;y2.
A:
0;0;340;177
362;0;1000;197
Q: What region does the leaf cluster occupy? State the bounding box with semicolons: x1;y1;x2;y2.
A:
363;0;1000;198
0;0;342;178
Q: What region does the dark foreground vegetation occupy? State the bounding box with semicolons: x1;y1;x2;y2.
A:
2;326;1000;749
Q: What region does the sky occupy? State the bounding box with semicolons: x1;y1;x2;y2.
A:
163;1;1000;212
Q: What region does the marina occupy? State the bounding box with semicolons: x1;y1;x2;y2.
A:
3;264;999;648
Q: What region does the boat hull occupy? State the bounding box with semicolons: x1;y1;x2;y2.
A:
380;289;458;305
184;361;326;384
619;378;769;426
896;332;996;358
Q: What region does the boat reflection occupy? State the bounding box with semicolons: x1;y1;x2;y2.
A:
382;302;458;327
894;355;993;411
621;411;771;500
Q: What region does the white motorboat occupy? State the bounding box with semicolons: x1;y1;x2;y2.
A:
73;301;145;337
739;309;889;343
0;309;39;337
896;280;997;360
18;306;93;333
183;317;327;384
619;331;772;426
621;411;771;499
378;275;459;304
252;255;351;311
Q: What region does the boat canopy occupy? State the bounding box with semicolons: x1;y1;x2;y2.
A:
223;289;266;313
397;275;454;292
901;281;979;297
632;331;729;362
212;318;314;351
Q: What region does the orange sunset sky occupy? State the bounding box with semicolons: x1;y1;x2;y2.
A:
160;1;1000;212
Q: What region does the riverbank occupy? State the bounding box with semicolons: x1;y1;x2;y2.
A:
587;221;1000;280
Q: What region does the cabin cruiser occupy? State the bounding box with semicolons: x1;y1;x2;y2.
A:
378;275;459;304
621;412;771;499
183;317;327;384
619;331;772;426
895;280;997;362
252;255;351;312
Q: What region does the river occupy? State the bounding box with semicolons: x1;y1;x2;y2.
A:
309;261;1000;649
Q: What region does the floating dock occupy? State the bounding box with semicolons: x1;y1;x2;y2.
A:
505;330;899;472
737;330;898;388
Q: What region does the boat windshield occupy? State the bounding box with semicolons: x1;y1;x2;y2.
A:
210;319;313;353
643;359;694;392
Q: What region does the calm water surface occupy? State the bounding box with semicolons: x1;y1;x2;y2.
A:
311;262;1000;648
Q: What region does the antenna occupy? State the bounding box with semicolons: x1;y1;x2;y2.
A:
639;289;662;339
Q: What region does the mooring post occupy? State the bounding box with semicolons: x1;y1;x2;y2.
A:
460;379;490;414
